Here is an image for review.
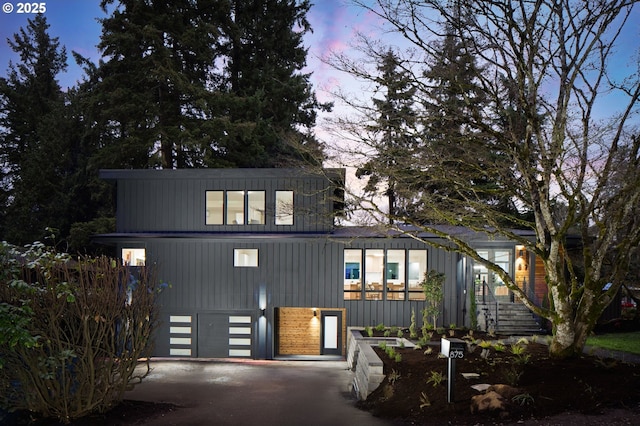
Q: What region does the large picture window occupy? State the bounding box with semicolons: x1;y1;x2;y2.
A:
343;248;428;301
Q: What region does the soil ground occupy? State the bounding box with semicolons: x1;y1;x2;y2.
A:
357;330;640;425
4;330;640;426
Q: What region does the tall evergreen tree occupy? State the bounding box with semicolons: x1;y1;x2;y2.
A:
416;26;520;226
356;50;417;222
91;0;222;169
214;0;329;167
89;0;327;169
0;15;72;244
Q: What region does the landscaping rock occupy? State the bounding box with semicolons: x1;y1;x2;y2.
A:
487;384;522;400
470;384;522;416
470;390;507;414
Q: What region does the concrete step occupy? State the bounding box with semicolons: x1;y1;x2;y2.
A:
478;302;542;335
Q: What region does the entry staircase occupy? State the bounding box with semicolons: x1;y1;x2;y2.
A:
477;302;543;335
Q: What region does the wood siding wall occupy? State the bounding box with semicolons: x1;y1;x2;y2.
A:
276;307;346;355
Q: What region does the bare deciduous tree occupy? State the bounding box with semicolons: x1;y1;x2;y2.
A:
329;0;640;358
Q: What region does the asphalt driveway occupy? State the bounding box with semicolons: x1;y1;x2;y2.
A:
125;359;394;426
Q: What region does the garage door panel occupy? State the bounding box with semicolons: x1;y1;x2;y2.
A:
198;313;253;358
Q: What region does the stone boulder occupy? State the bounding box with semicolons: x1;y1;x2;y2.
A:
470;384;522;416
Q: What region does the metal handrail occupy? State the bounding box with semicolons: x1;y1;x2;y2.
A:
476;279;499;331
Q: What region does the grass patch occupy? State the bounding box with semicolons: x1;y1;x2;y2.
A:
586;332;640;355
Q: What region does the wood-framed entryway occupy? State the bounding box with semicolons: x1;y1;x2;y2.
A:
274;307;346;357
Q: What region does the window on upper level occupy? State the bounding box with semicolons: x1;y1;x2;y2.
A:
205;191;224;225
122;248;146;266
247;191;265;224
275;190;294;225
206;190;266;226
227;191;245;225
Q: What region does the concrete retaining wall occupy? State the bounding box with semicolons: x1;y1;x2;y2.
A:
346;328;415;400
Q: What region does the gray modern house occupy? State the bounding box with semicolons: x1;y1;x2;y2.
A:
98;168;545;360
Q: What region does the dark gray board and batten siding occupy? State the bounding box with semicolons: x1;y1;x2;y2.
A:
100;168;343;234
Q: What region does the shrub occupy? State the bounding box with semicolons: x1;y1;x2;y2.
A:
0;242;163;423
388;369;401;385
493;341;507;352
426;370;445;387
421;270;445;329
375;322;386;332
409;309;418;339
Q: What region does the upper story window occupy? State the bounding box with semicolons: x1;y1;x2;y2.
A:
122;248;146;266
275;191;294;225
206;190;266;226
227;191;245;225
205;191;224;225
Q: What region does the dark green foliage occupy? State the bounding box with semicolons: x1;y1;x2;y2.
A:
0;16;114;248
89;0;328;169
356;50;417;222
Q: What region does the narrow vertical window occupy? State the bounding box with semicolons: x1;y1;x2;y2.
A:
408;250;427;300
205;191;224;225
343;249;362;300
247;191;265;225
275;190;294;225
365;249;384;300
227;191;245;225
234;249;258;267
386;250;406;300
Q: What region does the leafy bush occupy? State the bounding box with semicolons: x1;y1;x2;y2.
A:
0;242;163;423
426;370;445;387
421;270;445;329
